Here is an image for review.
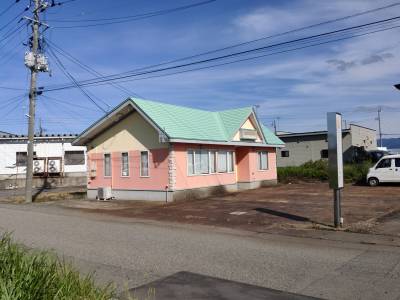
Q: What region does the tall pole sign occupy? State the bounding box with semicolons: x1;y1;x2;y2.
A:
327;112;344;228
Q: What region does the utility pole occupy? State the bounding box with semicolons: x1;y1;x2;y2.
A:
273;119;277;134
24;0;50;203
377;107;382;148
25;0;40;203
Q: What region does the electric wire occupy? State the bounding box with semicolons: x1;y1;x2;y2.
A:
0;7;28;33
45;39;142;97
41;94;100;111
40;15;400;92
85;22;400;87
0;0;20;18
46;46;108;113
0;98;25;120
51;0;217;28
0;21;27;44
45;1;400;79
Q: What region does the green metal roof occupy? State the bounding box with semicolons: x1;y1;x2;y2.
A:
261;125;285;145
131;98;284;145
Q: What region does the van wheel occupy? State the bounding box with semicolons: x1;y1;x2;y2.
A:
368;177;379;187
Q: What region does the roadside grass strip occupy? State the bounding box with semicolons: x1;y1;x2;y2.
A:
0;233;115;300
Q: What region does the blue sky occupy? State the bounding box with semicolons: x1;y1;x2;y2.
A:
0;0;400;137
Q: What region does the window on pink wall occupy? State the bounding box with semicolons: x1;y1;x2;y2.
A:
140;151;149;177
121;152;129;176
200;149;209;174
218;151;227;172
257;151;268;170
210;150;217;173
187;149;234;175
104;153;111;176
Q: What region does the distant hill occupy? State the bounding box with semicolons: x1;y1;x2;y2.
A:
380;138;400;149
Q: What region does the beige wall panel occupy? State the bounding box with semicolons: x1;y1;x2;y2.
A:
88;112;167;154
232;117;262;142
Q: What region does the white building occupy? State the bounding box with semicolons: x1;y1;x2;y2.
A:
0;134;87;189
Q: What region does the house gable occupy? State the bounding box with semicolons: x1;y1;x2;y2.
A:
87;111;167;153
232;115;263;142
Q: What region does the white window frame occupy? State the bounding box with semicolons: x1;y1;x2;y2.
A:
187;149;235;176
121;152;129;177
209;150;217;174
104;153;111;177
227;151;235;173
257;151;268;171
200;149;209;174
217;150;228;173
140;151;150;177
187;149;210;176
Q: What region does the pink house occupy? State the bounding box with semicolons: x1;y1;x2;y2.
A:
73;98;284;201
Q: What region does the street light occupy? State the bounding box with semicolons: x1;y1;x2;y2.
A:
395;84;400;90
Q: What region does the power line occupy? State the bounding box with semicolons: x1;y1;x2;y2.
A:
41;94;100;111
0;21;26;44
3;3;400;91
86;23;400;87
45;1;400;79
46;45;108;113
45;39;142;97
41;15;400;92
48;18;400;89
0;86;25;91
51;0;217;28
0;6;28;33
0;0;20;18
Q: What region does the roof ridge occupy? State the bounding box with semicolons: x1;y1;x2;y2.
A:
215;112;230;141
130;97;253;114
130;97;214;113
218;106;253;113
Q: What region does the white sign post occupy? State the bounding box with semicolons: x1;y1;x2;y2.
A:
327;112;344;228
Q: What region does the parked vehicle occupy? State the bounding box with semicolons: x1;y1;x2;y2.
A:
366;149;391;163
367;154;400;186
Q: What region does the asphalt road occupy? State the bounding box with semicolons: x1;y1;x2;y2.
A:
0;203;399;300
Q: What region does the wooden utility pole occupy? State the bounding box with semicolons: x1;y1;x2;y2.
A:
25;0;40;203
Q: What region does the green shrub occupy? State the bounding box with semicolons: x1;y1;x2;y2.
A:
278;160;373;184
0;234;114;300
343;161;372;184
278;160;328;182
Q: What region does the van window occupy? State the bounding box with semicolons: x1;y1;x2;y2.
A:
396;158;400;168
376;159;391;169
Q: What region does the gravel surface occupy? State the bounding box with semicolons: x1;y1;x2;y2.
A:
0;203;400;300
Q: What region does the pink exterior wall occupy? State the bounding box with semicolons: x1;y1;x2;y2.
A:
236;147;277;182
173;143;237;190
87;149;169;191
88;144;277;192
173;143;277;190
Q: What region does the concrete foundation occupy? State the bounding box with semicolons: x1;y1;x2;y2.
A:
0;173;87;190
87;188;173;202
237;179;278;190
87;179;277;202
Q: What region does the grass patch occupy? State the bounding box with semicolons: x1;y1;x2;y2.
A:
0;233;115;300
278;160;372;184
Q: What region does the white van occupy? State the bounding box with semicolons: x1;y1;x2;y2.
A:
367;154;400;186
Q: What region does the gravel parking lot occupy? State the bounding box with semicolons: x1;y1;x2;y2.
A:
61;182;400;235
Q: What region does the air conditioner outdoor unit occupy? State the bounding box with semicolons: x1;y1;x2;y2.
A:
33;159;45;174
239;128;258;140
47;158;61;173
97;187;113;201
